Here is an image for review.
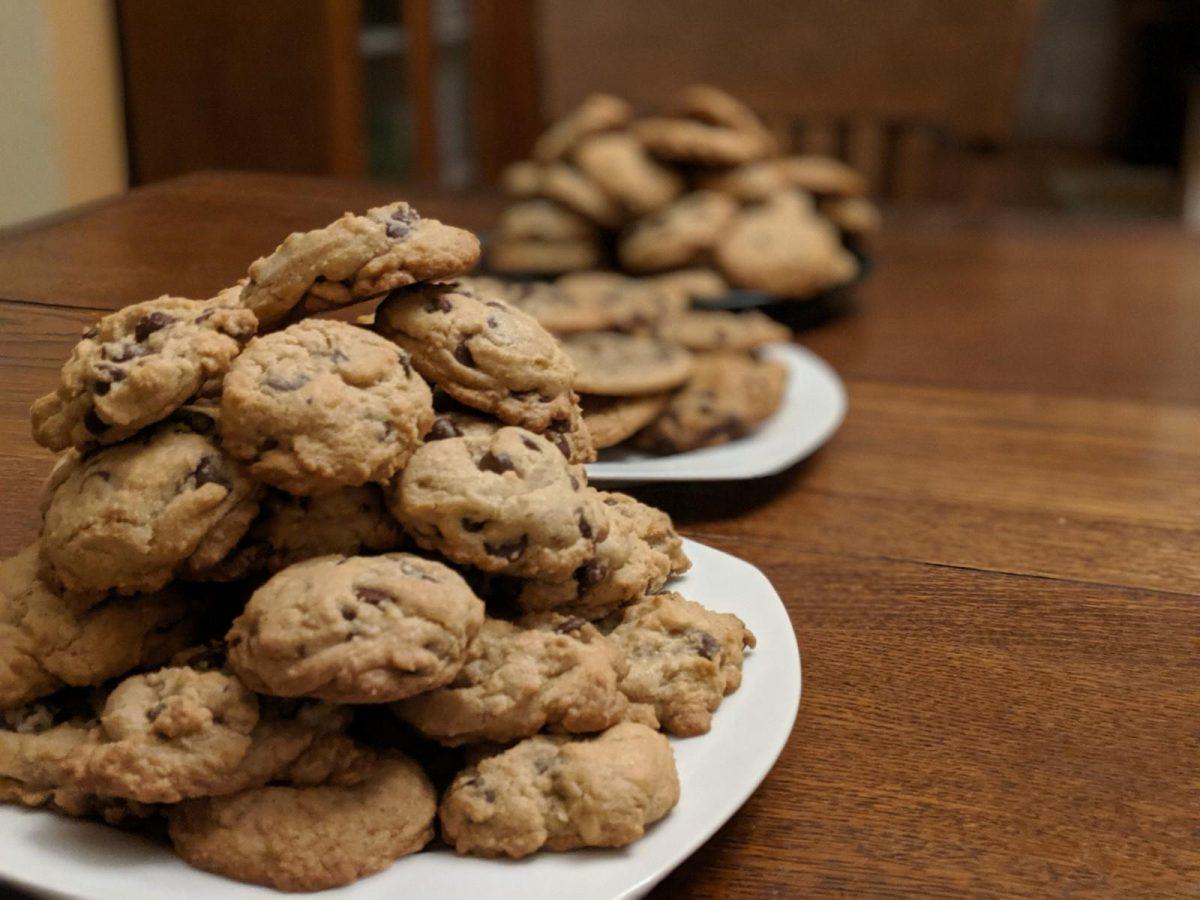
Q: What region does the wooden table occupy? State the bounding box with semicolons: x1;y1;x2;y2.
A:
1;172;1197;896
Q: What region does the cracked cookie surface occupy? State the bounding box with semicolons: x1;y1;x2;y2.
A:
240;201;480;328
226;553;484;703
220;318;433;494
389;426;607;579
374;281;594;462
606;591;755;736
392;614;629;746
31;292;257;452
41;420;261;596
439;721;679;858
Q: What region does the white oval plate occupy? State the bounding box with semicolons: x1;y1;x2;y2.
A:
0;539;800;900
586;343;846;484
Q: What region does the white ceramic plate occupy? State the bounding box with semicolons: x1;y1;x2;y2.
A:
586;343;846;484
0;539;800;900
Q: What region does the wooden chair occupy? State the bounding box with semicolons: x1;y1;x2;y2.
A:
470;0;1042;203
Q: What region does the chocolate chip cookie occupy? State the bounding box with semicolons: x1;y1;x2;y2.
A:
204;484;405;581
518;491;690;620
618;190;738;273
532;93;633;162
634;352;787;454
168;748;435;892
30;292;257;452
1;543;199;710
633;117;771;166
539;163;626;228
374;281;594;462
389;425;607;579
220;318;434;494
714;191;858;296
607;592;756;736
555;270;690;333
580;393;671;449
573;131;684;215
775;154;868;197
495;199;599;242
240;201;480;329
40;420;261;596
392;614;629;746
662;309;791;352
226;553;484;703
560;332;694;396
673;84;779;156
439;721;679;858
651;267;729;303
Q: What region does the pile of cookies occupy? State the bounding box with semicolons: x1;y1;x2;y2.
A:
464;270;791;454
0;201;758;892
489;84;879;298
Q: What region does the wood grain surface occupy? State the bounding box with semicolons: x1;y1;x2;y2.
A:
0;173;1196;896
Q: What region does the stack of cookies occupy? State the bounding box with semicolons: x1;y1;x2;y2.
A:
466;270;791;454
0;201;758;892
489;84;879;299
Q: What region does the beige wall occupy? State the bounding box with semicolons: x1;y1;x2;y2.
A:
0;0;127;229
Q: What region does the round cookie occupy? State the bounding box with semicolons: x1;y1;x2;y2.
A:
555;271;689;333
41;419;261;596
775;154;868;197
560;332;694;396
495;199;598;242
673;83;779;155
695;159;795;202
66;666;259;803
226;553;484;703
392;614;629;746
470;277;614;334
439;721;679;858
607;591;756;736
0;543;199;710
580;393;671;449
618;190;738;273
30;292;257;452
220;318;434;494
539;163;625;229
532;93;633;162
240;201;480;329
632;117;771;166
662;309;791;352
518;490;690;619
389;425;607;579
488;238;602;275
168;749;435;892
373;281;594;462
573;132;684;215
634;352;788;454
714;191;858;296
202;484;405;581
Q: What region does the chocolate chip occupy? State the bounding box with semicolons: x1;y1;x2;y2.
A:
575;559;607;589
578;514;593;539
520;435;541;451
330;349;350;364
387;205;420;238
484;789;497;803
341;605;357;621
461;518;486;532
264;371;310;392
134;311;174;342
550;432;571;458
569;474;580;491
453;340;475;368
397;350;413;377
355;586;394;606
428;416;463;440
477;450;514;474
259;437;280;453
486;316;499;329
92;380;111;396
554;616;587;634
484;535;527;561
82;325;99;339
192;456;231;490
195;309;214;324
485;301;506;310
696;632;721;659
424;294;453;313
83;408;108;435
146;702;165;722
